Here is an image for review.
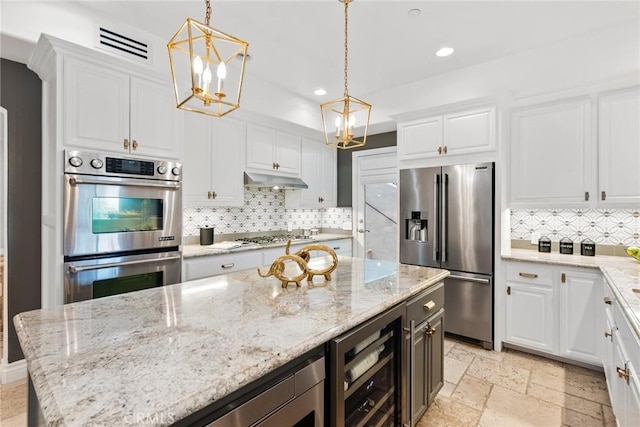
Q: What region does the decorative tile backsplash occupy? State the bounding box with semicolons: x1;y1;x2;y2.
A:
511;209;640;246
183;188;352;236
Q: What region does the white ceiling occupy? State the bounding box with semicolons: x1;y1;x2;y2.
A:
66;0;639;106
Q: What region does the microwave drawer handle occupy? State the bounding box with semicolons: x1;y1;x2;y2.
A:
68;255;181;273
69;177;180;190
448;274;490;284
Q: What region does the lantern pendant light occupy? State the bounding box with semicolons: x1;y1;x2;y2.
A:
167;0;249;117
321;0;371;149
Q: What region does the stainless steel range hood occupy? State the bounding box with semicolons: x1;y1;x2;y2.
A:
244;172;308;189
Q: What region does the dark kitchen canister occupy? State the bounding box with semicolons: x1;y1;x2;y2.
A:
538;236;551;253
580;238;596;256
200;226;214;246
559;237;574;255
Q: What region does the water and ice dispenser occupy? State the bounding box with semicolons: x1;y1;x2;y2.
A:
405;211;427;242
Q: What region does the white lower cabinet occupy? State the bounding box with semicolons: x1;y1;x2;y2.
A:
504;261;600;364
183;251;262;282
601;279;640;426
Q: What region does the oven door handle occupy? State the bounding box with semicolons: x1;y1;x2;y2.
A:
68;255;182;274
69;177;181;190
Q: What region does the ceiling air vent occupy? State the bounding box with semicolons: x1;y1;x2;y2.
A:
98;27;150;63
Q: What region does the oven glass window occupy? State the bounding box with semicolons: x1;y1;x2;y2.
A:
93;271;163;299
92;197;163;234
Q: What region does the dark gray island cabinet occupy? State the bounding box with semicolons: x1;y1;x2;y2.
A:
14;256;448;426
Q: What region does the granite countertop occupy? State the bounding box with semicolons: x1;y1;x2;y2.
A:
14;256;448;426
502;248;640;341
183;233;352;259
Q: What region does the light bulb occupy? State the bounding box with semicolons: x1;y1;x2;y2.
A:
334;116;341;138
193;56;203;90
216;61;227;79
202;66;212;96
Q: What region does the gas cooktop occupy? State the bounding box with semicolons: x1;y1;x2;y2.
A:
235;234;313;245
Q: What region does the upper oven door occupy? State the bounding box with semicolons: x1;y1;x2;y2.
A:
64;174;182;257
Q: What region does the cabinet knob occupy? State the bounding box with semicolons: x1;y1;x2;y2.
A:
601;191;607;201
275;162;280;169
425;324;436;336
132;140;138;150
603;296;612;305
585;191;590;201
443;145;448;154
318;197;324;203
616;365;630;384
437;146;442;155
211;191;217;199
124;138;130;149
272;162;276;169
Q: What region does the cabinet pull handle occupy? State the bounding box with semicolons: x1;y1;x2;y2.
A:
604;331;613;341
507;286;511;295
616;366;630;384
425;324;436;336
132;140;138;150
332;246;340;250
603;297;611;305
124;138;129;149
423;300;436;311
272;162;276;169
601;191;606;201
318;197;324;203
443;145;448;154
437;146;442;155
561;273;566;283
211;191;217;199
221;263;235;269
585;191;589;201
207;191;212;199
518;272;538;279
276;162;280;169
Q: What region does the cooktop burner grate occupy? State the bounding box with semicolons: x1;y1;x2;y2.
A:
236;235;313;245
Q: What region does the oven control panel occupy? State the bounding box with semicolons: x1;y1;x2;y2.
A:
64;150;182;181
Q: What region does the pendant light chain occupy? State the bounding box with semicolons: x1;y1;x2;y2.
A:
343;0;349;97
205;0;212;26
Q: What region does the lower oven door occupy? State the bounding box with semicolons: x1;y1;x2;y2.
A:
64;251;182;303
64;174;181;257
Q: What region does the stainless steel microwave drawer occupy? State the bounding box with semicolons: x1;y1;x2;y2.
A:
406;281;445;323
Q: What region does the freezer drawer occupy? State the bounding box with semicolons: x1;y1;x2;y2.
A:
444;273;493;349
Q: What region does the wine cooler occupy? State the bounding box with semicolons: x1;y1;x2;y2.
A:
329;305;404;427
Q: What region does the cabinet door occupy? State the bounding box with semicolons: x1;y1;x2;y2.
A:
210;119;245;206
558;269;601;364
425;310;444;407
598;88;640;206
443;107;495;156
299;138;322;206
63;57;129;152
510;99;592;207
130;77;182;159
182;113;214;204
276;132;301;176
505;282;555;353
411;320;428;423
320;144;337;206
397;116;443;161
246;123;277;172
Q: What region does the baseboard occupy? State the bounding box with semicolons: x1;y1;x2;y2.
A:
1;358;27;384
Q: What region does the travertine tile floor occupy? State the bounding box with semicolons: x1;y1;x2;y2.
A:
0;337;614;426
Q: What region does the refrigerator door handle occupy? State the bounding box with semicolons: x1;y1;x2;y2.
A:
448;275;491;284
441;173;448;263
433;173;439;262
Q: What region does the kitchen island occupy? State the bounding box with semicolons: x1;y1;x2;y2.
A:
14;256;448;426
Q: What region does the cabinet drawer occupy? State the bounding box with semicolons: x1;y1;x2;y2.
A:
184;251;262;281
318;239;352;256
506;262;552;285
406;282;445;323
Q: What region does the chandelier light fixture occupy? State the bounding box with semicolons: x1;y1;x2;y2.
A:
321;0;371;149
167;0;248;117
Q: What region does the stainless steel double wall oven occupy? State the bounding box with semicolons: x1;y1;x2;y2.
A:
63;150;182;303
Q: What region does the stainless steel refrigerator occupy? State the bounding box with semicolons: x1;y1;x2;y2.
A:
399;163;494;349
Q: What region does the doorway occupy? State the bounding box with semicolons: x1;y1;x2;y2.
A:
352;147;398;261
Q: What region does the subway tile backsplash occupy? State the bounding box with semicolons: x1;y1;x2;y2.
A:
183;188;352;236
511;208;640;246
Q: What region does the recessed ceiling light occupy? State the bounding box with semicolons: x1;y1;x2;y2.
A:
314;88;327;96
435;47;454;57
407;8;421;17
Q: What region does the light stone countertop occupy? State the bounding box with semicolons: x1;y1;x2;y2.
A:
502;248;640;342
182;233;352;259
14;256;448;427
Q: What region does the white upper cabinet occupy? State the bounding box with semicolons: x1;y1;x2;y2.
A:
246;123;301;176
598;88;640;206
183;114;245;206
397;105;496;163
63;57;181;159
510;98;592;207
286;138;336;208
397;116;442;161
